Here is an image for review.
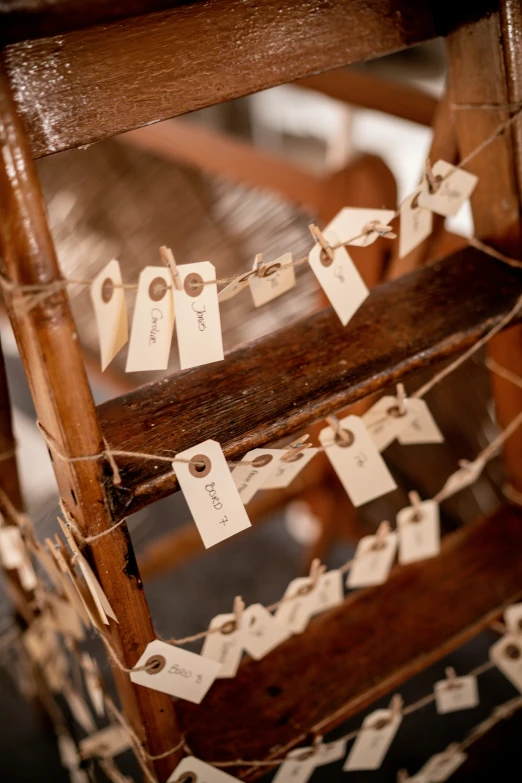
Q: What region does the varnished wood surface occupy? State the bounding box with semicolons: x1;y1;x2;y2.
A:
98;245;522;518
177;504;522;777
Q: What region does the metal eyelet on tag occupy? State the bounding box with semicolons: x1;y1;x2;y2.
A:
145;654;166;674
281;450;304;463
148;276;169;301
505;642;521;660
101;278;114;303
184;272;204;298
251;454;273;468
334;428;355;447
188;454;212;478
219;619;237;635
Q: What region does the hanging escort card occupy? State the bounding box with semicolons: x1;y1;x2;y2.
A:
263;447;318;490
347;526;398;589
275;570;342;633
218;269;252;303
130;639;220;704
18;558;38;591
248;253;295;307
311;738;347;766
174;439;252;548
399;189;433;258
363;393;417;452
418;746;467;782
173;261;224;370
232;448;283;505
343;703;402;770
168;756;241;783
311;569;344;616
327;207;397;248
81;652;105;717
417;160;478;217
90;259;128;371
126;267;174;372
490;633;522;692
241;603;291;659
63;687;97;734
0;526;25;569
272;748;317;783
434;670;479;714
504;603;522;635
47;593;85;642
79;724;131;760
436;457;487;503
201;612;244;679
397;499;440;565
397;399;444;445
319;415;397;507
308;227;369;326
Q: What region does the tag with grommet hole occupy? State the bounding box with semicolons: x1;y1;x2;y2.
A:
490;634;522;692
47;593;85;642
399;189;433;258
434;670;479;714
241;603;291;659
397;499;440;565
343;702;402;770
232;448;284;505
174;439;251;548
126;267;174;372
248;252;295;307
504;603;522;635
130;639;220;703
436;457;487;503
363;394;418;452
167;755;241;783
310;569;344;616
262;447;319;490
201;612;244;679
397;399;444;445
0;526;25;569
417;160;478;217
419;746;467;782
218;269;252;303
272;748;317;783
327;207;397;247
90;259;128;371
173;261;224;370
79;724;131;760
275;567;341;633
347;525;397;589
319;415;397;507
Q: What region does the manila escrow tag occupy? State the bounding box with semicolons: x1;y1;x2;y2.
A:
79;724;131;760
275;570;343;633
436;457;487;503
126;267;174;372
363;395;419;452
347;528;397;589
327;207;397;248
168;757;241;783
419;747;467;782
248;252;295;307
434;673;479;714
232;448;284;505
399;188;433;258
241;603;291;659
201;612;244;679
397;500;440;565
90;259;128;371
343;706;402;770
417;160;478;217
262;447;319;490
173;261;224;370
272;748;317;783
397;398;444;445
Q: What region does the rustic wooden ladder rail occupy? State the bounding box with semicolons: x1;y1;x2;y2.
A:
2;1;522;780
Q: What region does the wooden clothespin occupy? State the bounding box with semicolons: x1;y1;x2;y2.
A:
408;490;423;522
281;434;312;463
397;770;410;783
373;520;391;550
233;595;245;627
423;158;441;194
444;666;460;689
395;383;407;416
253;252;266;277
159;246;183;291
326;414;353;446
309;557;326;589
389;693;403;719
309;223;335;264
363;219;397;240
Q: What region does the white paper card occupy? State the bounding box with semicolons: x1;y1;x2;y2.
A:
418;160;478;217
81;652;105;717
131;640;220;704
90;259;128;370
490;634;522;693
79;724;131;759
434;675;479;714
201;612;243;679
168;756;241;783
319;415;397;507
437;457;486;503
420;749;467;782
397;500;440;565
363;395;418;452
218;271;251;303
249;253;295;307
328;208;397;248
64;688;97;734
397;399;444;445
275;577;319;634
0;526;25;569
173;261;224;370
272;749;316;783
504;603;522;635
232;449;283;505
126;267;174;372
242;603;291;659
399;189;433;258
263;448;319;490
308;228;368;326
347;531;398;589
48;594;85;642
312;738;347;766
18;558;37;591
311;570;344;616
343;708;402;770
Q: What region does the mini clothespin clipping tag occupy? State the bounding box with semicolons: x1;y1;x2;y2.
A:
363;384;415;451
434;666;479;714
343;694;403;771
397;492;440;565
263;435;319;490
201;596;245;679
168;756;241;783
418;744;467;782
347;521;397;589
126;264;175;372
241;602;291;660
417;159;478;217
248;251;296;307
232;448;283;505
327;207;397;247
90;259;128;371
275;558;327;633
79;724;131;761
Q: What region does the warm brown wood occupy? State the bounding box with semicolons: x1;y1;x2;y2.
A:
2;0;443;158
177;504;522;778
296;68;439;127
0;63;181;780
447;2;522;494
98;245;522;518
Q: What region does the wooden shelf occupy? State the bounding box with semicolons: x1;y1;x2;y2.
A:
98;245;522;519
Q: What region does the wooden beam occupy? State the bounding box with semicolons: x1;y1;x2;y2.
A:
98;245;522;518
176;504;522;778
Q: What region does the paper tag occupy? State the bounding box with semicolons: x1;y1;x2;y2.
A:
420;749;467;782
275;577;318;634
81;653;105;717
263;448;319;490
79;724;131;760
242;603;291;659
201;613;244;679
397;500;440;565
32;541;63;590
363;396;419;452
90;259;128;370
272;749;316;783
399;189;433;258
58;733;81;769
437;457;486;502
126;267;174;372
48;593;85;642
308;228;368;326
232;449;283;505
174;439;251;548
343;708;402;770
312;739;347;766
490;634;522;692
168;757;241;783
397;399;444;445
218;271;251;303
434;675;479;714
130;639;220;704
18;558;38;591
417;160;478;217
328;208;397;248
64;687;97;734
248;253;295;307
24;616;60;665
43;646;70;691
173;261;223;370
0;526;25;569
504;603;522;635
311;570;344;615
347;531;397;589
319;415;397;507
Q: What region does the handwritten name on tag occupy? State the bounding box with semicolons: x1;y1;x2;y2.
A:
397;399;444;445
168;756;241;783
418;160;478;217
319;415;397;507
272;749;316;783
126;267;174;372
131;640;220;704
201;612;243;679
81;652;105;717
343;708;402;770
490;634;522;692
90;259;128;370
308;228;368;326
434;675;479;714
504;603;522;635
419;748;467;782
328;208;397;248
232;449;283;505
397;500;440;565
173;261;224;370
263;448;319;490
437;457;486;503
249;253;295;307
242;603;291;659
399;189;433;258
80;724;131;760
347;530;397;589
174;439;251;548
363;395;418;452
275;571;343;633
0;526;25;569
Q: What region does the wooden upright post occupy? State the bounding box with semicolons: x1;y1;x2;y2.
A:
0;63;181;781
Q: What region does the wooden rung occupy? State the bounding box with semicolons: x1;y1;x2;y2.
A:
177;503;522;778
98;245;522;518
